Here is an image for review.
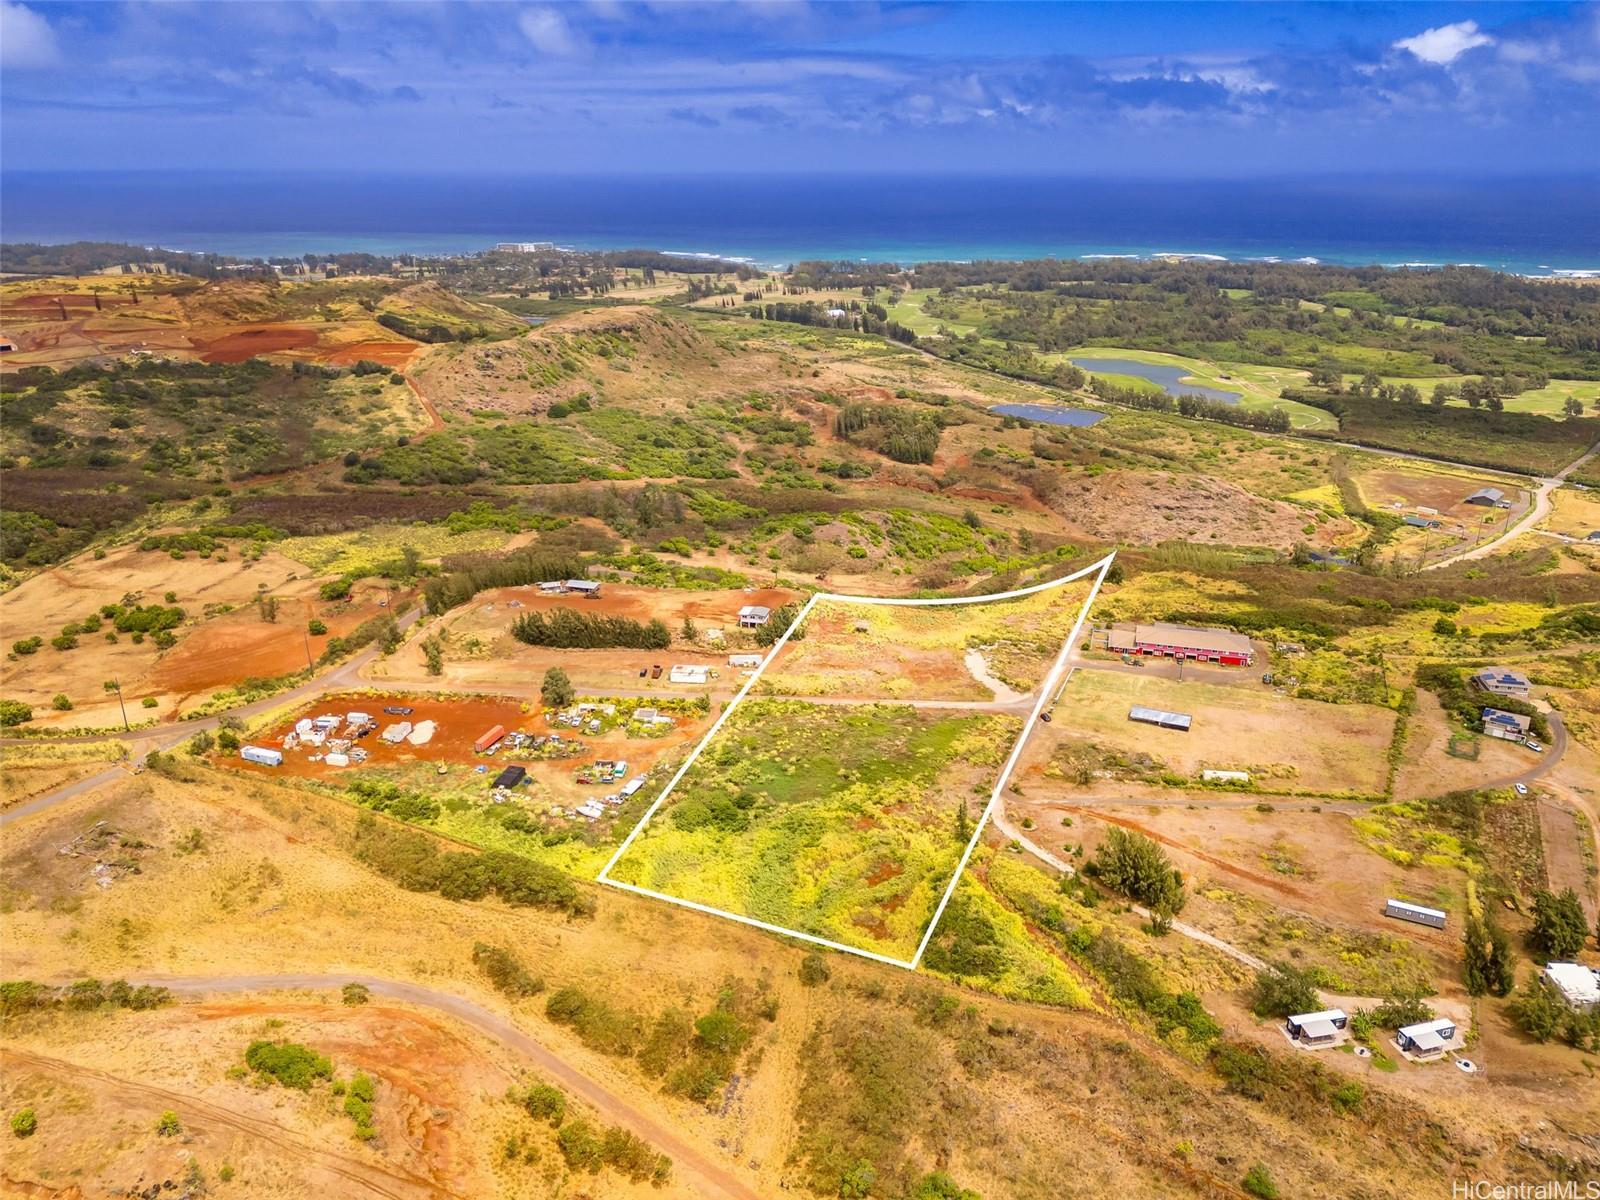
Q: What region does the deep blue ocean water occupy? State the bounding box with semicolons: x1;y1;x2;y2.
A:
2;172;1596;275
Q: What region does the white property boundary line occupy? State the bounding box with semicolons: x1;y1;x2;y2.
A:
597;551;1117;970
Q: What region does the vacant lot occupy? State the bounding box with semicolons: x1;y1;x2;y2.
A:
608;699;1021;960
1035;667;1397;795
761;580;1092;702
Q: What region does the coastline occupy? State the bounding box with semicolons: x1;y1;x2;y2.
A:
3;230;1594;280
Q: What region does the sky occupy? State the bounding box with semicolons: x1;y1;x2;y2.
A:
2;1;1598;176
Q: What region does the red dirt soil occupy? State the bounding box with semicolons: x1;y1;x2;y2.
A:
321;339;419;367
225;690;710;793
145;593;404;704
193;324;319;363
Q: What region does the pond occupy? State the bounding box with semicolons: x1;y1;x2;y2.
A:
1068;356;1241;404
992;403;1106;427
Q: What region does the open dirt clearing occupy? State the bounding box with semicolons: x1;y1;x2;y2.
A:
224;690;710;812
1039;667;1397;795
1391;691;1533;802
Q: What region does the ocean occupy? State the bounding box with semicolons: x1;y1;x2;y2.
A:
2;172;1596;276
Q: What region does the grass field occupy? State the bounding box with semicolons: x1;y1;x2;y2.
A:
1043;347;1335;431
1043;668;1398;796
1341;374;1600;417
761;581;1092;701
606;699;1021;959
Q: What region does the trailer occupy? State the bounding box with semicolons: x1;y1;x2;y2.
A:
380;721;413;744
474;725;507;754
240;745;283;767
1384;898;1447;929
620;776;647;798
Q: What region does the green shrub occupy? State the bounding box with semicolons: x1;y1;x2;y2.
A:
521;1082;566;1126
471;942;544;998
10;1108;37;1138
0;699;32;726
1243;1163;1279;1199
341;983;371;1006
50;693;72;711
557;1118;605;1172
155;1110;182;1137
244;1040;333;1090
798;952;830;987
1249;963;1321;1019
308;618;328;635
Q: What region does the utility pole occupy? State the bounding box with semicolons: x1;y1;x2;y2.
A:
303;627;315;673
104;679;128;731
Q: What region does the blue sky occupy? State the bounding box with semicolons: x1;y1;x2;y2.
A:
3;1;1597;175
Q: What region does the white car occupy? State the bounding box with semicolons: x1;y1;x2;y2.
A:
1513;783;1529;796
1524;740;1543;753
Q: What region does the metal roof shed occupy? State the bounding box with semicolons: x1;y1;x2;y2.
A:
1129;705;1192;731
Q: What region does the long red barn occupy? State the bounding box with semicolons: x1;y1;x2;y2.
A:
1108;622;1254;666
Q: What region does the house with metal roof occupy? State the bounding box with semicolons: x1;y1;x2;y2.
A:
1464;487;1506;506
1285;1009;1348;1047
1543;962;1600;1010
1396;1017;1457;1059
1403;515;1441;529
738;605;772;627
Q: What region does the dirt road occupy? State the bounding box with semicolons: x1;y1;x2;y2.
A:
1425;442;1600;570
74;974;762;1200
1;1044;459;1200
0;607;424;829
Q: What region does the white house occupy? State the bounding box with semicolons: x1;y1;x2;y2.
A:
1543;962;1600;1010
738;605;772;628
728;653;764;668
668;664;711;685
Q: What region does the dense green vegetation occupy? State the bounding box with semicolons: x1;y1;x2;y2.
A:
510;607;671;649
610;701;1018;958
350;813;594;916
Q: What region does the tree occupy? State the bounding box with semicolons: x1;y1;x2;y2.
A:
10;1108;36;1138
51;693;73;711
307;618;327;635
1250;962;1321;1019
541;667;575;709
1509;975;1563;1042
680;616;697;643
421;635;444;677
155;1111;182;1137
1530;888;1588;959
1088;827;1185;916
1465;911;1516;997
1564;397;1585;417
256;593;279;623
0;699;32;727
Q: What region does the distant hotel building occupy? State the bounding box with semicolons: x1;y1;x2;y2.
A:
495;242;554;253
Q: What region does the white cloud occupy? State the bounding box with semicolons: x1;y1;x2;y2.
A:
519;7;584;56
1394;20;1494;66
0;1;59;68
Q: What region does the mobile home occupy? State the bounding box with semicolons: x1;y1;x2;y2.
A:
1384;899;1447;929
240;745;283;767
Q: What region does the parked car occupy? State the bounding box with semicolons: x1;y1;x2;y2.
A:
356;727;372;738
1524;740;1543;753
383;706;414;716
1514;783;1529;796
639;667;648;678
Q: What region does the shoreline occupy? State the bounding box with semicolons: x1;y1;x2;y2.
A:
3;232;1595;280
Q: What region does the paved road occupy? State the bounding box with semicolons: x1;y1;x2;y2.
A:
106;974;761;1200
1425;441;1600;570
